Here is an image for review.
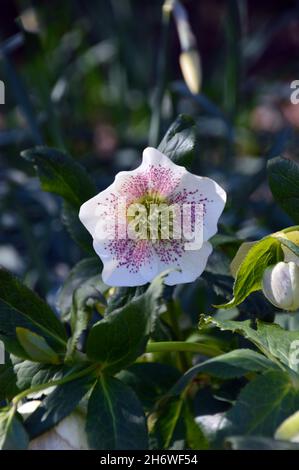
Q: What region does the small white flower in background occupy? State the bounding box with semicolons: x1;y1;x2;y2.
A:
18;401;88;450
79;147;226;287
262;261;299;311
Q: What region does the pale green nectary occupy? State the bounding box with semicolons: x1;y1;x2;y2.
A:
262;261;299;311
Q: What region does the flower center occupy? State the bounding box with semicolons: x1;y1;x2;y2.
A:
127;193;175;241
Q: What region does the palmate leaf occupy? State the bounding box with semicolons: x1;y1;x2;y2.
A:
86;375;148;450
200;316;299;375
0;268;67;358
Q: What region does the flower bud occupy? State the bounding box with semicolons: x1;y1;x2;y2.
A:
179;50;202;95
173;1;201;94
262;261;299;311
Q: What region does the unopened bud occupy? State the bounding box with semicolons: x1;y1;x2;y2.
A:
179;50;201;95
173;1;201;94
262;261;299;311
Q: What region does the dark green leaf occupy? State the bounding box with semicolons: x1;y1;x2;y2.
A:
117;363;180;409
268;157;299;223
185;406;209;450
57;257;103;319
86;375;148;450
0;268;67;358
0;409;28;450
171;349;275;396
13;360;65;390
66;275;107;359
0;355;19;401
106;287;137;315
62;201;94;253
21;146;96;210
158;114;197;169
151;397;185;450
86;273;165;373
221;370;299;437
25;374;94;438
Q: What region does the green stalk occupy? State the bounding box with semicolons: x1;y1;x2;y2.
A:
146;341;223;357
166;299;189;371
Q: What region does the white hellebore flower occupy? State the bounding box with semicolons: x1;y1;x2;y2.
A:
79;147;226;286
262;261;299;311
18;401;88;450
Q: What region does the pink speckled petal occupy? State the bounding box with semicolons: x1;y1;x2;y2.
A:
164;241;213;285
174;172;226;242
93;240;147;286
79;185;116;240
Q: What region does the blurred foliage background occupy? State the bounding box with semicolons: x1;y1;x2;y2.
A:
0;0;299;309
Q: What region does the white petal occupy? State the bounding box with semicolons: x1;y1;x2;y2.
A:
174;172;226;242
93;240;147;286
164;241;213;285
141;147;186;173
79;185;116;240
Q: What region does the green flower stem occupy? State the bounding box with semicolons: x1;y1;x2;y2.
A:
166;299;189;371
12;363;98;408
146;341;223;357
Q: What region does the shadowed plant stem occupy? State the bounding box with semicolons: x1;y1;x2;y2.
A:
166;299;189;371
146;341;223;358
